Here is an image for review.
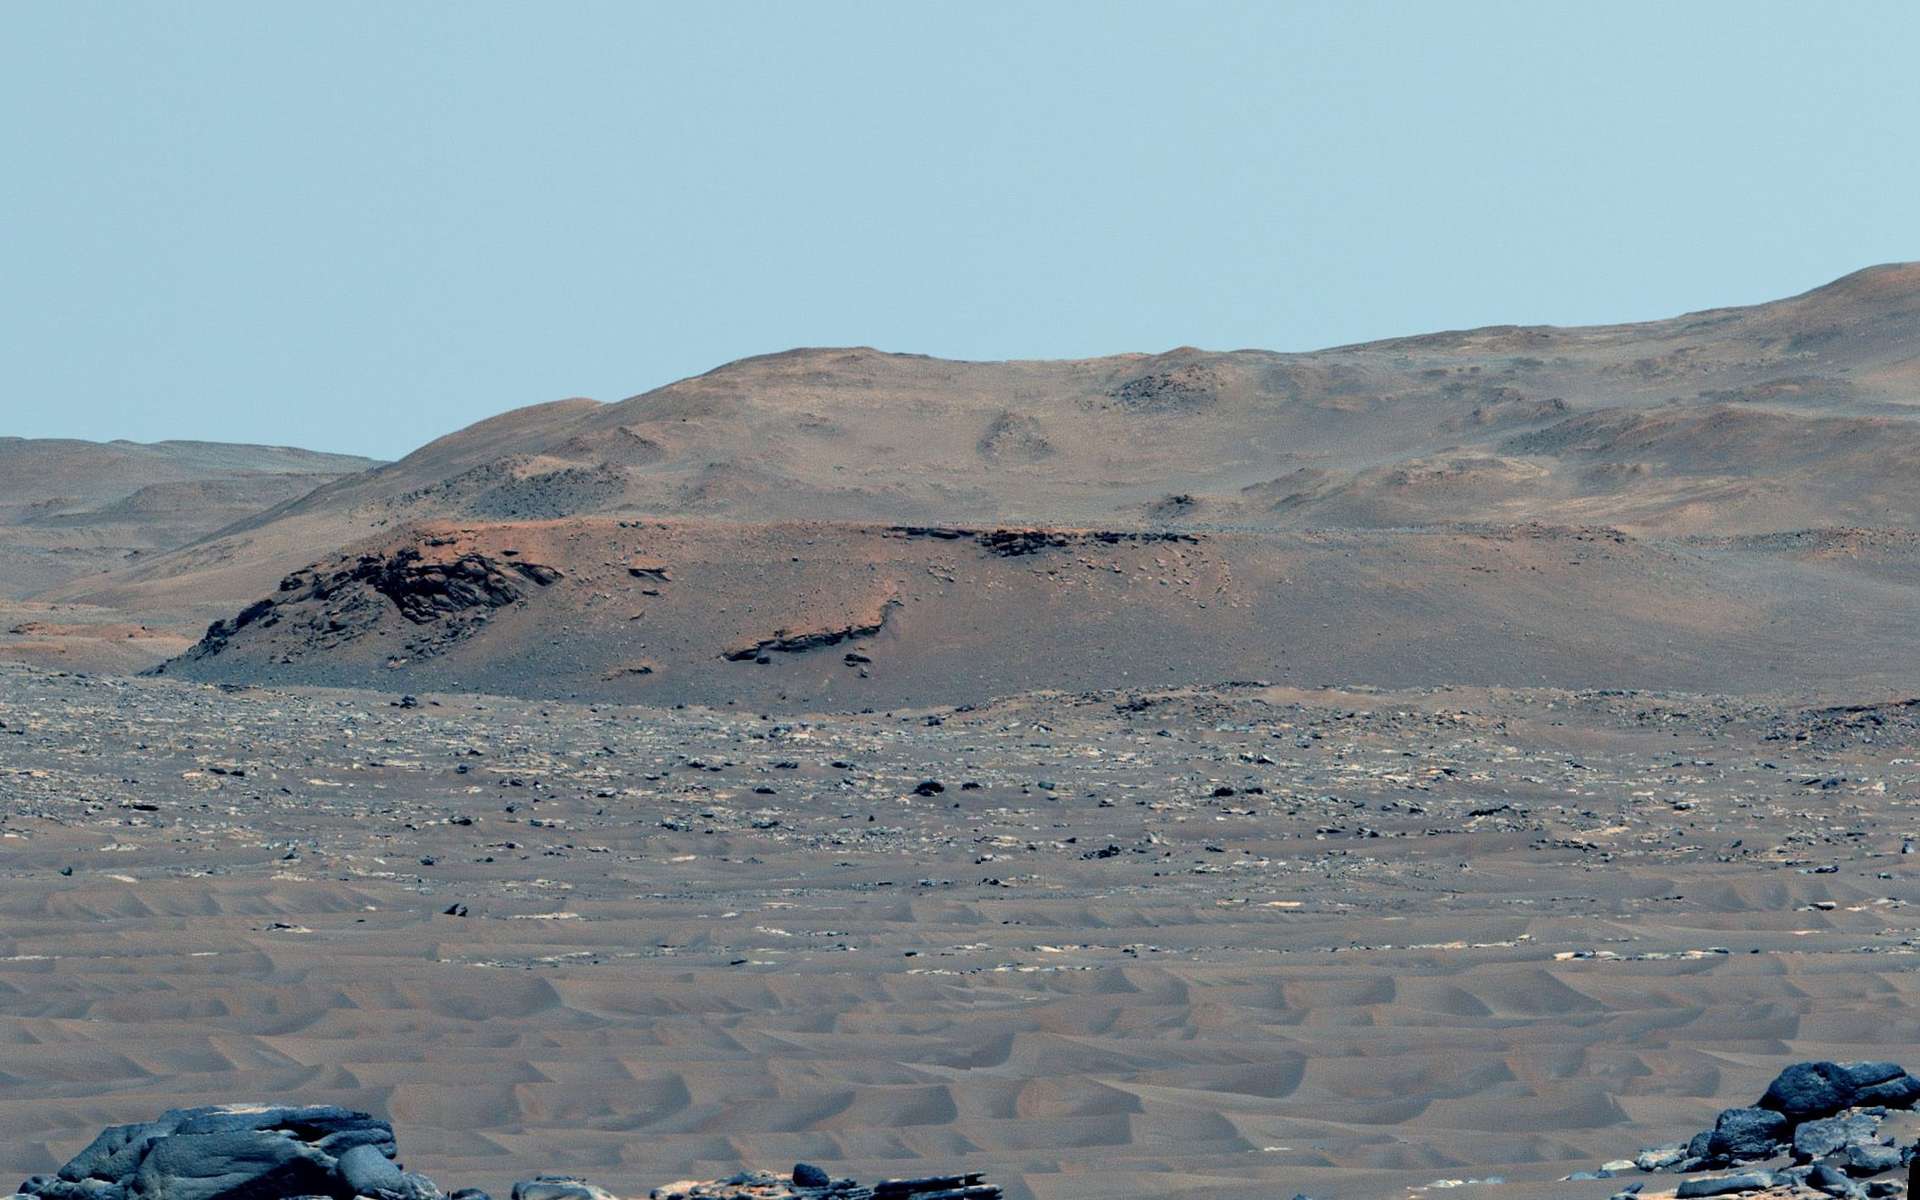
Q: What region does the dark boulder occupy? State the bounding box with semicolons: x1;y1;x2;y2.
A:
1706;1106;1790;1161
1760;1062;1857;1121
1793;1112;1881;1161
335;1144;440;1200
1843;1062;1906;1088
792;1163;831;1188
1806;1162;1866;1198
131;1129;335;1200
17;1106;406;1200
1842;1144;1903;1176
1854;1073;1920;1109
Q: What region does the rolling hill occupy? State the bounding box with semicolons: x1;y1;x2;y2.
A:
35;262;1920;705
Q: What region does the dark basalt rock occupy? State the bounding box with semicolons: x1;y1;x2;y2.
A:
1841;1144;1904;1176
361;551;556;625
179;548;562;665
1105;364;1219;413
16;1105;409;1200
884;525;1200;558
1706;1106;1790;1162
1856;1073;1920;1109
1793;1112;1882;1161
337;1143;441;1200
1761;1061;1859;1121
1843;1062;1907;1088
1805;1162;1862;1198
790;1163;830;1188
723;601;900;663
1621;1059;1920;1188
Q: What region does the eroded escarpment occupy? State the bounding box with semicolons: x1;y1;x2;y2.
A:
885;526;1200;557
723;597;901;664
177;547;562;665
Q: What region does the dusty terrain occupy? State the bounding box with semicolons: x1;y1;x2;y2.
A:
0;438;377;600
149;517;1920;708
7;666;1920;1199
7;265;1920;1199
0;439;376;672
16;262;1918;708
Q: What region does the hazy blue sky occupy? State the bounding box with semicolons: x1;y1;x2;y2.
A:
3;2;1915;459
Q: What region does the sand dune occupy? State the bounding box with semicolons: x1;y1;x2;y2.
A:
7;669;1920;1198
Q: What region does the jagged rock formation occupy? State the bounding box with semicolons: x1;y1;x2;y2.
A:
175;547;562;667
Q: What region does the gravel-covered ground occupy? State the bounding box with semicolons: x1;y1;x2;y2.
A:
5;664;1920;1199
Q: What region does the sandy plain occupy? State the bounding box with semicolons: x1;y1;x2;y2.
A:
6;665;1920;1199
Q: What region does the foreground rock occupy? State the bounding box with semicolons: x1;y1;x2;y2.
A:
12;1105;427;1200
1598;1060;1920;1196
13;1108;999;1200
1675;1061;1920;1172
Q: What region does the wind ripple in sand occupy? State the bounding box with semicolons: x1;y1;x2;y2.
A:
6;668;1920;1199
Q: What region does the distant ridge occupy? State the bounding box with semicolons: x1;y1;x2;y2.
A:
10;263;1920;705
0;437;381;604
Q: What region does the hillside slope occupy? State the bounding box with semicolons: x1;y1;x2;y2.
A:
155;517;1920;707
71;262;1920;705
0;438;378;600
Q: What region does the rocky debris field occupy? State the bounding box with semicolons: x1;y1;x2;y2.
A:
6;664;1920;1199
